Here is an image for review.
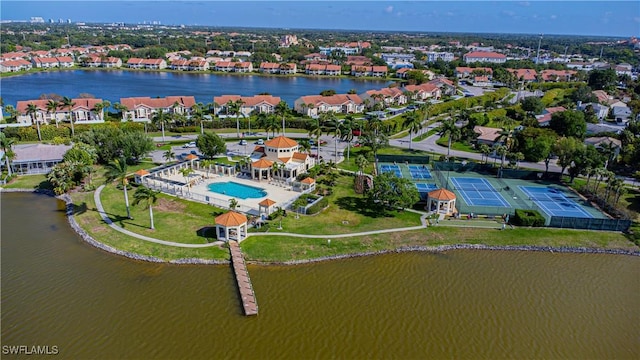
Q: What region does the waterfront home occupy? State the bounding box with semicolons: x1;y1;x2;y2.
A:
248;135;315;182
360;87;407;108
233;62;253;73
189;60;209;71
126;58;167;70
294;94;365;116
82;55;122;68
305;64;341;76
3;144;72;175
170;59;191;71
1;51;29;61
15;98;105;126
120;96;196;122
350;65;388;77
213;95;281;117
31;56;74;68
259;62;297;74
403;83;441;101
0;59;32;72
463;51;507;64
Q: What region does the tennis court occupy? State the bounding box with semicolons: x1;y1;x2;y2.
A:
379;164;403;178
408;165;432;180
519;186;593;218
450;177;510;207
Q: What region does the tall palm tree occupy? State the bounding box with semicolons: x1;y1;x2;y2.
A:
104;158;131;219
191;103;205;134
227;99;244;139
92;102;104;122
355;154;369;176
478;144;491;164
339;116;355;161
46;99;60;128
403;110;422;150
308;116;323;160
26;103;42;141
274;100;289;136
61;96;76;136
151;109;170;142
132;186;159;230
0;132;15;176
436;119;459;160
163;149;175;163
325;118;342;163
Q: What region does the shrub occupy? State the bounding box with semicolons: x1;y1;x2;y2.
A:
306;197;328;215
512;209;545;227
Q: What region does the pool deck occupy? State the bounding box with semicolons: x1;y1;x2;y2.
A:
165;172;302;213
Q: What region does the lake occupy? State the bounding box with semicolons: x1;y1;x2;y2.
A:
2;192;639;359
0;70;391;107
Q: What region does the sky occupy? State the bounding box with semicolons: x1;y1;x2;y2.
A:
2;1;639;37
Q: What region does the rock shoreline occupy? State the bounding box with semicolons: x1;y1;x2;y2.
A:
4;188;639;265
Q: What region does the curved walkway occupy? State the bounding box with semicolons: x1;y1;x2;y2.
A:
93;185;429;247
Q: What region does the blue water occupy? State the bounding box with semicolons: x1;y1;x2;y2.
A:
0;70;390;107
208;181;267;199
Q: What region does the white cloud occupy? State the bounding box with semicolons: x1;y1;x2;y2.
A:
385;5;393;14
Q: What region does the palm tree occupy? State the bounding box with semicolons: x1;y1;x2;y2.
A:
151;109;170;142
61;96;76;136
92;102;104;122
163;149;175;163
355;154;369;175
229;198;239;211
339;116;355;161
478;144;491;164
26;103;42;141
179;167;194;184
274;100;289;136
308;116;323;160
104;158;131;219
495;145;508;170
46;99;60;128
191;103;206;134
0;132;15;176
133;186;159;230
436;119;460;160
403;110;422;150
227;99;244;139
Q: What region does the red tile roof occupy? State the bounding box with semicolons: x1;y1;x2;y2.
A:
265;136;298;149
258;198;276;206
298;94;364;107
252;158;273;168
215;211;248;227
213;95;281;107
120;96;196;110
17;98;103;113
463;51;506;59
428;188;456;200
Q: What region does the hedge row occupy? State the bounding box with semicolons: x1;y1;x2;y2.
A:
3;122;146;141
512;209;545;227
306;197;329;215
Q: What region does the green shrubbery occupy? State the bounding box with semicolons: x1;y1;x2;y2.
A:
306;197;328;215
512;209;545;227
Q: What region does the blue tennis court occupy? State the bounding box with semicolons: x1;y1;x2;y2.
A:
415;183;438;200
451;177;510;207
408;165;432;179
519;186;593;218
379;164;402;178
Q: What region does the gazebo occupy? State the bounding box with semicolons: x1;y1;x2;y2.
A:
133;169;150;184
427;188;457;216
300;177;316;191
251;158;273;181
215;211;249;242
258;198;276;218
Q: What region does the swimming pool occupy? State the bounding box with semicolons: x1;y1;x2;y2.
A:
207;181;267;199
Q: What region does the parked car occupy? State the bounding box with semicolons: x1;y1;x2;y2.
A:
182;141;197;148
239;139;247;145
255;139;264;145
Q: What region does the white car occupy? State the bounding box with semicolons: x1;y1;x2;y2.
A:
183;141;196;148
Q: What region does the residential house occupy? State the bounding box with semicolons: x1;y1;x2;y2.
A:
294;94;365;117
473;126;502;146
305;64;341;76
0;59;32;72
120;96;196;122
455;67;493;79
16;98;105;125
396;68;435;80
5;144;72;175
1;51;28;61
577;102;609;121
350;65;388;77
259;62;280;74
189;60;209;71
346;56;371;66
304;53;328;62
279;63;297;74
611;105;632;124
584;137;622;157
213;95;281;117
214;61;235;72
428;78;457;96
540;69;577;82
472;76;492;87
170;59;190;71
507;68;537;82
248;136;315;182
535;106;566;126
126;58;167;70
31;57;59;68
359;87;407;108
463;51;507;64
425;52;455;63
233;62;253;73
403;83;441;101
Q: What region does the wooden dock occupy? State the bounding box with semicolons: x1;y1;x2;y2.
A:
228;241;258;316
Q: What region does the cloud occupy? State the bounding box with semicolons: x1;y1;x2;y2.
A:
385;5;393;14
550;14;557;20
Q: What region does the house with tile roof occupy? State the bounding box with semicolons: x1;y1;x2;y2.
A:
294;94;365;117
535;106;567;126
213;95;282;117
350;65;388;77
305;64;341;76
247;135;315;183
16;98;105;126
126;58;167;69
455;67;493;79
120;96;196;122
359;87;407;108
427;78;457;96
463;51;507;64
507;68;537;82
0;59;32;72
403;83;441;101
540;69;577;82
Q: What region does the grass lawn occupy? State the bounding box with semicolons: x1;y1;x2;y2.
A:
71;190;229;260
2;174;52;190
436;135;477;153
241;226;637;262
262;175;423;235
